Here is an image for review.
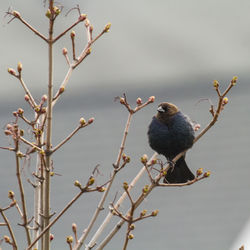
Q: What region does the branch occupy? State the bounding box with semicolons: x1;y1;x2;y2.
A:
7;10;48;42
51;117;94;153
95;78;237;249
0;209;18;250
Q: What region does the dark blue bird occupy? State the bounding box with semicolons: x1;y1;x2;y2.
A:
148;102;195;183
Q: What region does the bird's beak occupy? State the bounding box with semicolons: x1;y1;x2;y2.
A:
157;106;165;113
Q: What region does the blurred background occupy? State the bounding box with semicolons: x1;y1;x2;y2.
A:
0;0;250;249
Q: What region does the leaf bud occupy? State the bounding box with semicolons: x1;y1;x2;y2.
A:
62;48;68;55
203;171;211;178
88;176;95;186
140;209;147;217
123;182;129;190
72;223;77;233
70;30;76;38
13;11;21;18
79;14;87;22
213;80;219;88
74;180;82;188
151;209;159;216
17;108;24;115
4;235;11;243
50;233;54;241
4;130;12;136
148;96;155;103
50;172;54;177
129;224;135;230
136;97;142;105
8;68;17;76
231;76;238;86
119;97;125;104
141;154;148;164
66;236;73;244
24;95;30;102
59;86;65;94
17;62;22;73
8;190;15;199
97;186;106;192
142;185;149;194
104;22;111;32
194;123;201;131
88;117;94;124
79;117;86;126
128;233;134;240
222;97;228;105
53;6;61;15
46;9;51;18
86;47;92;55
41;94;47;102
196;168;203;177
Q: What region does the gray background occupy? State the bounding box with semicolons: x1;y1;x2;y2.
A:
0;1;250;249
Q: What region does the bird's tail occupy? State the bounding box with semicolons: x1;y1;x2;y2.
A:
164;156;195;184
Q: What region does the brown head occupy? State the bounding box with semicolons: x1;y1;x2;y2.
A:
156;102;179;124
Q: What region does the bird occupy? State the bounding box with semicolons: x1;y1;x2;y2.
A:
147;102;195;183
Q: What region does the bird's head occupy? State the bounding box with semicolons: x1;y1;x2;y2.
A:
156;102;179;123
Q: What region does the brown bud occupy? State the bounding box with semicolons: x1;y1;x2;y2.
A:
140;209;147;217
151;209;159;216
86;47;92;55
88;117;94;124
129;224;135;230
62;48;68;55
136;97;142;105
4;235;11;243
24;95;30;102
4;130;12;136
50;233;54;241
97;186;106;192
59;86;65;94
148;96;155;103
13;111;18;117
196;168;203;177
119;97;125;104
8;68;17;76
79;117;86;126
79;14;87;22
231;76;238;86
8;190;15;199
13;11;21;18
41;107;47;113
17;62;22;73
50;172;55;177
72;223;77;233
141;154;148;164
203;171;211;178
70;30;76;38
41;95;47;102
17;108;24;115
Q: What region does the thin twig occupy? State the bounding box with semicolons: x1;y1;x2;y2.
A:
13;125;31;245
0;209;18;250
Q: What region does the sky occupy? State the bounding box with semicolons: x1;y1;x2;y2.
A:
0;1;250;249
